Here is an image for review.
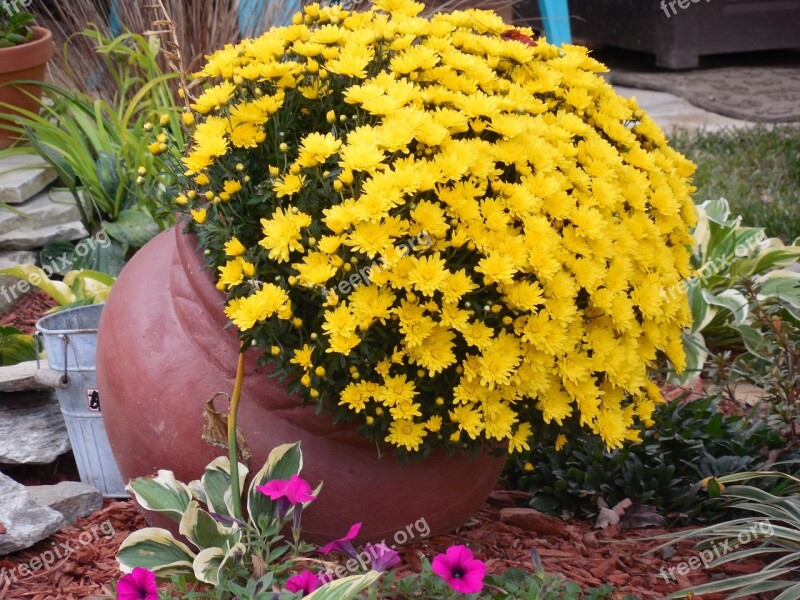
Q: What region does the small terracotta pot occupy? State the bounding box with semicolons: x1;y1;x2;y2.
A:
96;226;505;544
0;26;52;150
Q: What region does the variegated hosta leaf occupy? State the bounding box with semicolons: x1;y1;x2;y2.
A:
127;470;193;523
218;542;247;581
179;500;242;552
116;528;196;576
188;479;207;505
201;456;249;518
0;265;76;305
247;442;303;531
306;571;382;600
193;547;224;585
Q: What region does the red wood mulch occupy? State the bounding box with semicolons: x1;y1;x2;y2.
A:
0;292;59;335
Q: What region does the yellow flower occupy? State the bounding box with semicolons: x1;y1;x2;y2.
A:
192;81;237;114
554;433;568;451
191;208;207;224
291;344;314;369
385;419;427;451
509;423;533;453
224;237;246;257
258;207;312;263
296;132;342;168
224;284;291;330
273;173;306;198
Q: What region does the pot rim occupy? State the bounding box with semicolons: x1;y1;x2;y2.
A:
0;26;53;75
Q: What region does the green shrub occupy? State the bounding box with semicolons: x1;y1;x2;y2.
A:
506;395;798;523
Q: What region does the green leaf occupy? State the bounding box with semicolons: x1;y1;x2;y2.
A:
200;456;249;519
306;571;382;600
102;209;159;248
72;239;126;276
94;151;120;210
178;500;241;552
733;324;765;355
247;442;303;531
0;265;75;305
126;470;193;523
702;288;748;325
116;528;196;576
39;240;76;276
192;547;224;585
0;327;36;366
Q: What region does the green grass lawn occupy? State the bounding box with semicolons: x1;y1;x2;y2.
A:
669;125;800;243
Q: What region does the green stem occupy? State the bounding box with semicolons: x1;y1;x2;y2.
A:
229;347;247;521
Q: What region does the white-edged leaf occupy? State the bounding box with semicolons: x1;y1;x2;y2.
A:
201;456;249;518
178;500;241;552
306;571;382;600
247;442;303;530
126;470;192;523
116;527;196;576
193;547;224;585
702;288;748;325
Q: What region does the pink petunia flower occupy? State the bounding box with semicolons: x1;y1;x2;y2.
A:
319;522;362;559
256;475;316;504
117;566;158;600
431;545;487;594
286;570;322;596
363;542;400;572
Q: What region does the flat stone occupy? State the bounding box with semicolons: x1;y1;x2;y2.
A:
0;391;70;465
0;189;88;250
0;472;65;554
0;360;51;393
0;155;57;205
27;481;102;525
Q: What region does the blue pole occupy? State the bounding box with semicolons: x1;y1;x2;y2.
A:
538;0;572;46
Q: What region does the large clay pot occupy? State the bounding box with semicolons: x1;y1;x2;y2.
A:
0;27;52;149
96;226;505;543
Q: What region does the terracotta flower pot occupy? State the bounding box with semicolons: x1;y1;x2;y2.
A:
0;26;52;150
96;226;505;543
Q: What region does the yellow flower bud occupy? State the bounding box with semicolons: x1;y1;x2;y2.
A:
292;317;303;328
157;133;168;143
182;111;195;126
175;194;188;206
333;180;344;192
187;190;198;200
310;388;319;398
143;122;153;132
326;110;336;124
290;163;301;175
279;142;289;152
339;170;354;185
159;114;170;126
137;166;146;176
271;345;281;356
236;163;245;172
301;374;311;387
204;190;215;201
366;416;375;425
435;397;444;406
269;165;280;177
523;462;534;472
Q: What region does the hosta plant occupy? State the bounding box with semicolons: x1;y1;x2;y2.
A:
675;198;800;382
659;470;800;600
117;441;380;598
155;0;699;458
0;265;114;309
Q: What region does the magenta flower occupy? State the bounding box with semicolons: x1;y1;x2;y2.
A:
432;545;487;594
256;475;316;504
286;570;322;596
319;522;362;559
364;542;400;572
117;566;158;600
256;474;316;521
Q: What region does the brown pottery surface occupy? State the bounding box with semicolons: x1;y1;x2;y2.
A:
96;226;505;543
0;26;52;149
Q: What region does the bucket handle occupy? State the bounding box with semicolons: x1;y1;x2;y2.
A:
34;332;70;387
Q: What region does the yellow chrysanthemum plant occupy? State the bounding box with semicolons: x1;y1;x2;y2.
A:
161;0;697;460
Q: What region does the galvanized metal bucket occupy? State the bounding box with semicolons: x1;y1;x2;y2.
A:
35;304;127;497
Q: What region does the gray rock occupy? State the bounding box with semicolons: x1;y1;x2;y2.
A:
0;472;65;554
0;155;57;205
0;249;37;269
0;360;52;393
0;189;88;250
0;391;70;465
26;481;102;525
